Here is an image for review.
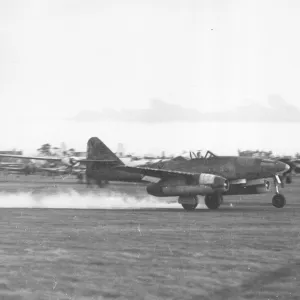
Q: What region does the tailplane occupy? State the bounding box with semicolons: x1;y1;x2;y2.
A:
86;137;124;165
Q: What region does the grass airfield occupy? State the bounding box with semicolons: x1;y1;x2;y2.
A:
0;174;299;299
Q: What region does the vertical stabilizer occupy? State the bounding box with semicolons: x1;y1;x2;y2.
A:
86;137;124;165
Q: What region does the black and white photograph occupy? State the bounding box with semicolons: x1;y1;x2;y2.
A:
1;0;300;299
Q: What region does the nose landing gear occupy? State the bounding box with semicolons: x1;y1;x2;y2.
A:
272;194;286;208
272;175;286;208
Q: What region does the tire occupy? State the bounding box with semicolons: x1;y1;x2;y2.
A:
272;194;286;208
205;193;222;210
182;203;198;211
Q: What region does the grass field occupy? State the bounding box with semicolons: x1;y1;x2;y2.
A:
0;175;299;299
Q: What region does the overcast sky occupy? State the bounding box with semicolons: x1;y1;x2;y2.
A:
1;0;300;156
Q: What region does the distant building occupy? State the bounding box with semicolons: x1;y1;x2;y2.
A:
117;143;125;157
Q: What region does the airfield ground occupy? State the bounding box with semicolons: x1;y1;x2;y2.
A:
0;174;299;299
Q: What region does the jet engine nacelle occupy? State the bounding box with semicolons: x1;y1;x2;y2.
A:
146;184;215;197
196;173;229;191
146;173;229;197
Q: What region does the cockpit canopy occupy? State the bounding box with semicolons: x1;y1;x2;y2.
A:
175;150;218;161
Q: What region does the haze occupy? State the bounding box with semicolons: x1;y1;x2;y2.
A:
1;0;299;156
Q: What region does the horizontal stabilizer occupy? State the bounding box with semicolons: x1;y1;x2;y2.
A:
79;159;119;164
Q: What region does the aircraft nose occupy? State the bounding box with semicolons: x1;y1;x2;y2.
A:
283;162;290;173
261;159;289;174
277;161;290;174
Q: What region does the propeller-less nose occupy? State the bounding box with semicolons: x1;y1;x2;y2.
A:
261;159;290;175
277;161;290;174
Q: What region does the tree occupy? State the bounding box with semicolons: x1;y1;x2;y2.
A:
51;147;60;157
238;149;273;158
68;148;76;156
37;143;76;157
37;143;52;156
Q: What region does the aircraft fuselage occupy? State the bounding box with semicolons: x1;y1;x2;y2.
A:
145;156;286;181
86;155;287;189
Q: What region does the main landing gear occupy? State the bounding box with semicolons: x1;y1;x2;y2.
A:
204;193;223;210
272;175;286;208
178;193;223;211
182;203;198;211
178;196;199;211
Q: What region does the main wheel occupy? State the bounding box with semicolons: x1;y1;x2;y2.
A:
182;203;198;211
179;196;198;211
205;193;222;210
272;194;286;208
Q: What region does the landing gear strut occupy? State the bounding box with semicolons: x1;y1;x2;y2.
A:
272;175;286;208
204;193;222;210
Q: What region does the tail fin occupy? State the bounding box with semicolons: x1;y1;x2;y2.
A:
86;137;124;165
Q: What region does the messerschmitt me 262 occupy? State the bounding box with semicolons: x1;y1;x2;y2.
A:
85;137;290;211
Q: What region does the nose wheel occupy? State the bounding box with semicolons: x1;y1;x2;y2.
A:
272;175;286;208
272;194;286;208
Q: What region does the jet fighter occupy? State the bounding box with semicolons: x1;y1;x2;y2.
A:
84;137;289;210
0;153;115;171
0;162;37;175
0;152;117;175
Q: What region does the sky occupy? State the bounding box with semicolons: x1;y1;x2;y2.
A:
1;0;300;156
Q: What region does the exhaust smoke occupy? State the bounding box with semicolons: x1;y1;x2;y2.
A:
0;189;207;209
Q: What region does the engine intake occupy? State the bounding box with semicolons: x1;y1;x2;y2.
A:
197;173;229;190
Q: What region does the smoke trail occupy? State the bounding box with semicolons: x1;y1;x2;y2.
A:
0;189;207;209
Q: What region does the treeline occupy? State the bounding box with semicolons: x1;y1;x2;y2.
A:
238;149;300;159
37;143;76;157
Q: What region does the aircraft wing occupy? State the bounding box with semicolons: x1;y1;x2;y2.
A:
115;165;201;182
0;154;118;164
116;166;267;190
0;154;60;161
